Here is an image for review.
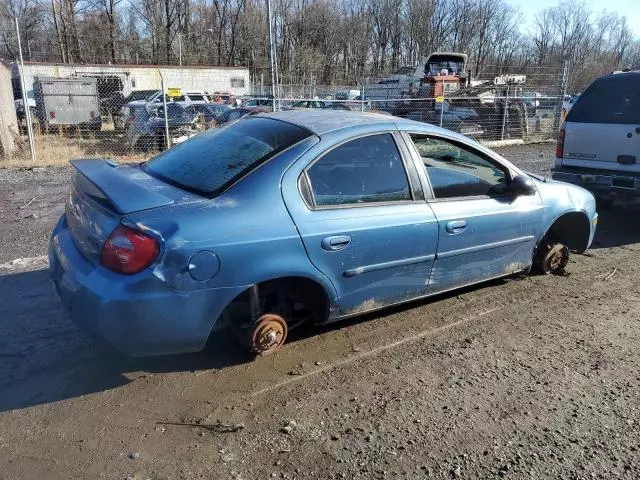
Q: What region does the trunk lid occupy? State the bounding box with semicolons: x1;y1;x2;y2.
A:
66;159;200;262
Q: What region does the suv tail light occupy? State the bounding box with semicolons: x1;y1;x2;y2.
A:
556;127;565;158
101;225;159;274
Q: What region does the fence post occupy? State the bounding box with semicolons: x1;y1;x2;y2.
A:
560;59;570;102
439;95;444;128
501;84;509;141
555;59;570;131
158;69;170;151
15;16;36;163
266;0;277;111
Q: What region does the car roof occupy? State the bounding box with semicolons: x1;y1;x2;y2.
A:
257;110;399;135
599;70;640;81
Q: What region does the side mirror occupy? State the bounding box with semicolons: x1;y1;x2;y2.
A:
509;175;537;196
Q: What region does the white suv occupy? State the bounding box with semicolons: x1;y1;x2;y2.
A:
552;71;640;205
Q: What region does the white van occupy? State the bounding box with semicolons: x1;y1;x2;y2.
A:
551;71;640;205
182;91;210;105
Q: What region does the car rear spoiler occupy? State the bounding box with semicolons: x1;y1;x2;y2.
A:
70;159;174;214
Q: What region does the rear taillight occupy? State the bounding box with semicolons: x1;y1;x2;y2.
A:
101;225;159;274
556;127;565;158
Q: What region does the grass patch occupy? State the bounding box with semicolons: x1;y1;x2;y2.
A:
2;126;153;168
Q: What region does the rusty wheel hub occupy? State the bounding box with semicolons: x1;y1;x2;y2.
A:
542;243;569;275
249;314;288;355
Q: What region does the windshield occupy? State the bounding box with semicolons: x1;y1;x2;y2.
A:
567;74;639;124
425;55;465;75
143;117;311;196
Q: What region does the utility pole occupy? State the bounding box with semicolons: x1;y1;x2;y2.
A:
15;16;36;163
266;0;278;111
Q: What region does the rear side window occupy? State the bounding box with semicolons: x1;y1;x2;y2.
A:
143;117;311;196
306;134;411;207
567;74;640;124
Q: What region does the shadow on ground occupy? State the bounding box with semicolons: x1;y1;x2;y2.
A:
0;269;254;412
589;204;640;249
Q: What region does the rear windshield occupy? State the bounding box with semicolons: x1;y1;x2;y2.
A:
143;117;311;196
567;74;640;124
187;94;205;101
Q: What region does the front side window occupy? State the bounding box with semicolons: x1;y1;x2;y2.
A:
306;134;411;207
410;135;507;199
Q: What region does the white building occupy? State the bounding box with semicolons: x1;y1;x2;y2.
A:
11;62;250;100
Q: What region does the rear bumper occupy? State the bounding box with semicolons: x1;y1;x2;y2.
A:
551;167;640;201
49;215;247;357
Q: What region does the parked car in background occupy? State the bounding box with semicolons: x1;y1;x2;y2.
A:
289;100;329;109
323;101;386;113
181;91;211;105
241;98;274;110
215;106;268;125
50;110;596;358
333;89;361;101
207;92;224;101
114;90;162;131
185;103;232;125
552;71;639;206
436;100;479;121
406;109;484;138
101;89;157;118
124;102;196;150
560;94;580;123
123;90;162;104
522;91;541;115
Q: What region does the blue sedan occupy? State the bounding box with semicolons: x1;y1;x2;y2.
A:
49;111;598;357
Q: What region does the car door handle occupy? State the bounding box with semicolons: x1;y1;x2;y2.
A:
445;220;467;234
321;235;351;251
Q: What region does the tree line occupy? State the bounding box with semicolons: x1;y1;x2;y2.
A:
1;0;638;91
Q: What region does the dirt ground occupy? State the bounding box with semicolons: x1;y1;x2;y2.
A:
2;143;640;480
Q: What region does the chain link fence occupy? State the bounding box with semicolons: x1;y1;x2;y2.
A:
1;55;566;165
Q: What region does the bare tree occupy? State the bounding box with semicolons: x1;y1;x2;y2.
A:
90;0;122;63
0;0;637;90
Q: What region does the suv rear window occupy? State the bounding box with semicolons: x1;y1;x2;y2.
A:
567;74;640;124
143;117;311;196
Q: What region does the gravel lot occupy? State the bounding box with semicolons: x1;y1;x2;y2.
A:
2;143;640;480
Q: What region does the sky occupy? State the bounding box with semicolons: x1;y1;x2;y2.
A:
509;0;640;37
